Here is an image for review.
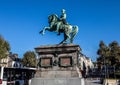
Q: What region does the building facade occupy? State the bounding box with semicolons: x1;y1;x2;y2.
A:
0;53;23;68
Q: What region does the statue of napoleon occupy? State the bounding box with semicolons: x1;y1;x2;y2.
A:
39;9;78;44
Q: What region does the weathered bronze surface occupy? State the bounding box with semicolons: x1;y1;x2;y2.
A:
39;9;79;44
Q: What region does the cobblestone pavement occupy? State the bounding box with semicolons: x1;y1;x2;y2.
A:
85;78;102;85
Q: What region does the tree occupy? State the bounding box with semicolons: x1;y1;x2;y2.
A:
97;41;110;65
97;41;120;69
0;35;10;60
109;41;120;66
22;51;37;67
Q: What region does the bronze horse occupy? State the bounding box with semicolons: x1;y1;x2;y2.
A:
39;14;78;44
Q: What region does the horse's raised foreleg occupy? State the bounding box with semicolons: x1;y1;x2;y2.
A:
39;27;50;35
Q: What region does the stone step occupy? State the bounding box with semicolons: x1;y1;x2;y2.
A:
31;78;84;85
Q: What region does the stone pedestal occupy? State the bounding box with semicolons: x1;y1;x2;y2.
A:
31;44;84;85
34;44;81;78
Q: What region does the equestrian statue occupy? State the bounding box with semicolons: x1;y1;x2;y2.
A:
39;9;78;44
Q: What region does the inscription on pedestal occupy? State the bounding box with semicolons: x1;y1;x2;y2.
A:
39;57;52;67
59;56;73;67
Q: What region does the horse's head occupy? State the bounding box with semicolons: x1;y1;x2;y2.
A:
48;14;58;24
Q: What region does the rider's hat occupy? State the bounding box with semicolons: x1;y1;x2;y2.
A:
62;9;66;13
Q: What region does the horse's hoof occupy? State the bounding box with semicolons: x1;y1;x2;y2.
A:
39;32;41;34
39;31;45;35
39;30;43;34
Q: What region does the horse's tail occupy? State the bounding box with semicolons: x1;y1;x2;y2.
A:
72;25;78;35
70;25;79;43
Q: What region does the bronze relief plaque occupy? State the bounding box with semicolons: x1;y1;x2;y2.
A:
39;57;53;67
59;56;73;67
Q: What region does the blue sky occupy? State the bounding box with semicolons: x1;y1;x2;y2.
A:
0;0;120;61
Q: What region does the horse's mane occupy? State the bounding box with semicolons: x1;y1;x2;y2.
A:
49;14;59;22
